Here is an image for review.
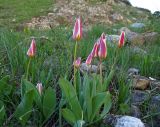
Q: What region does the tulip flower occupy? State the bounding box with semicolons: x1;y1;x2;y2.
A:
91;41;99;58
73;57;81;68
86;53;93;65
98;33;107;59
27;39;36;57
118;31;125;48
72;17;82;41
36;83;43;95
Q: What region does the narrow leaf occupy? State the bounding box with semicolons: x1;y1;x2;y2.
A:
43;87;56;120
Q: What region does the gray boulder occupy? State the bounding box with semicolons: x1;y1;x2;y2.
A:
115;116;145;127
119;27;145;45
130;23;145;29
104;115;145;127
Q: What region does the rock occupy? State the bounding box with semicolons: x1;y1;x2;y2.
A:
131;90;149;105
131;46;147;55
115;116;145;127
150;95;160;113
132;76;150;90
128;68;140;76
80;63;99;73
143;32;159;44
111;13;124;21
119;27;145;45
107;35;120;43
130;105;141;118
103;115;145;127
130;23;145;29
150;80;160;92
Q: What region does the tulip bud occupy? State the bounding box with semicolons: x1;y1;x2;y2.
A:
91;42;98;58
98;33;107;59
72;17;82;41
86;53;93;65
73;57;81;68
27;39;36;57
118;31;125;48
36;83;43;95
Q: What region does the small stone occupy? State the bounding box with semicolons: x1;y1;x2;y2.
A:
130;105;141;118
48;13;54;17
128;68;140;76
132;76;150;90
150;80;160;92
80;63;99;73
107;35;120;44
115;116;145;127
131;90;149;105
130;23;145;29
111;13;124;21
132;46;147;55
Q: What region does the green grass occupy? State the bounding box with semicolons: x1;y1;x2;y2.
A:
0;0;54;28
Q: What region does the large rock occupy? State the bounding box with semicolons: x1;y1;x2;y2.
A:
104;115;145;127
130;23;145;29
115;116;145;127
130;105;141;118
119;27;145;45
143;32;159;44
132;76;150;90
131;46;147;55
150;95;160;113
131;90;149;105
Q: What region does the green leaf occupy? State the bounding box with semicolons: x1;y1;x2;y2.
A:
83;75;92;121
0;75;12;95
43;87;56;120
103;69;115;91
91;92;108;121
118;82;130;104
22;79;42;109
15;90;34;125
75;70;81;98
101;92;112;117
62;108;76;124
59;78;82;120
0;101;6;125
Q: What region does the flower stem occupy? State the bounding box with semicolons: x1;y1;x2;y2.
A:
99;60;102;85
74;41;78;90
26;58;31;80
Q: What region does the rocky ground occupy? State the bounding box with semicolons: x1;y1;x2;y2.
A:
25;0;149;29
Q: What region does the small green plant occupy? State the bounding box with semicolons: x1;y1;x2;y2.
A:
59;72;112;126
15;76;56;125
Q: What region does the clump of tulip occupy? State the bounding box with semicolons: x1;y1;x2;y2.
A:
85;33;107;84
